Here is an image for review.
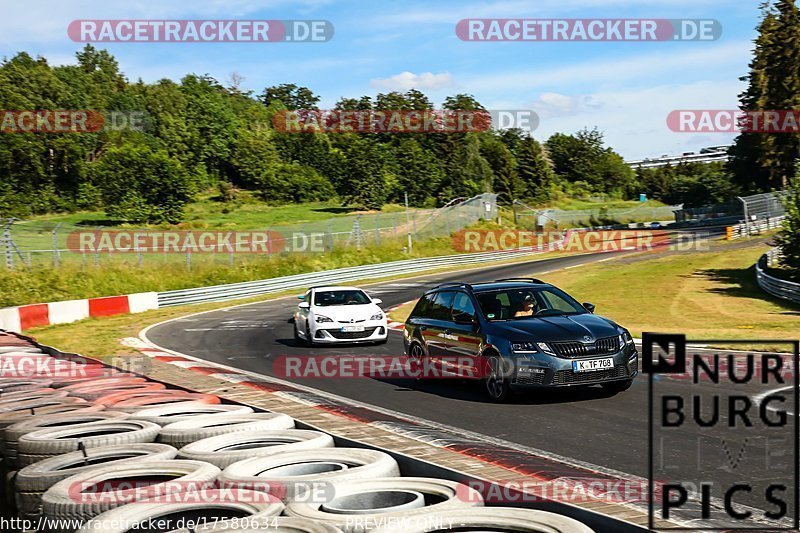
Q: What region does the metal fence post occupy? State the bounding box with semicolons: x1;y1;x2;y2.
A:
4;219;13;270
328;221;334;251
374;214;380;245
52;223;62;268
353;215;362;251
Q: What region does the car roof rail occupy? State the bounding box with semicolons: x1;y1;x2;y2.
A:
494;278;547;284
433;281;473;290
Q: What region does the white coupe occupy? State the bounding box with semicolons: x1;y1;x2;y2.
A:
293;286;388;346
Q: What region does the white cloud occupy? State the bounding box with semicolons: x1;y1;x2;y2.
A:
370;71;455;91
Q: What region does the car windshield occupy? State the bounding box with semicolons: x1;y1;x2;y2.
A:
314;290;371;306
475;287;586;321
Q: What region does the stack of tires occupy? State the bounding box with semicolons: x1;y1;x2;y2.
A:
1;346;594;533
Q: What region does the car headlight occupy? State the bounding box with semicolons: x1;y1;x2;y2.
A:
315;315;333;323
370;312;384;321
620;331;635;346
511;341;550;354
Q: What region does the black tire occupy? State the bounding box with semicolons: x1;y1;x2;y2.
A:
484;354;514;403
304;323;314;347
602;379;633;395
293;323;301;343
407;342;426;381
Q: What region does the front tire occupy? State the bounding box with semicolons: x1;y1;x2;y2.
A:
602;379;633;395
484;354;513;403
304;322;314;347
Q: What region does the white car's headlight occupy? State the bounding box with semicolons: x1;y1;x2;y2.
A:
315;315;333;323
370;312;384;321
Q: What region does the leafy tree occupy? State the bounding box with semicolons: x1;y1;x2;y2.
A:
515;135;557;201
546;129;633;195
392;138;444;205
776;182;800;278
260;83;320;110
91;144;191;223
439;134;491;203
340;138;387;209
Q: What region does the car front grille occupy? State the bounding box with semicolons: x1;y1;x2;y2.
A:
514;373;546;386
550;336;620;358
326;327;378;340
552;365;629;385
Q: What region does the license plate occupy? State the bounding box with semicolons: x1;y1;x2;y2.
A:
572;357;614;372
341;326;365;332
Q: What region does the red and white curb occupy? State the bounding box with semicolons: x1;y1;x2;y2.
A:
0;292;158;333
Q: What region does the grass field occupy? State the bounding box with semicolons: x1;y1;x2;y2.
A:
389;238;799;348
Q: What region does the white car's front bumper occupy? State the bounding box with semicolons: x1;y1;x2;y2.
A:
309;320;389;343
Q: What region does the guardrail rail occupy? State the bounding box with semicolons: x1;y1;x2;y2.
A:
755;248;800;305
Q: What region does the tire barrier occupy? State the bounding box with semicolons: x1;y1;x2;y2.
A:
74;490;284;533
178;430;335;468
41;459;220;524
219;449;400;501
0;332;597;533
3;412;130;469
66;383;166;401
129;404;255;426
370;507;596;532
17;420;161;467
15;443;178;521
158;414;296;449
284;478;483;533
107;393;222;413
0;403;105;430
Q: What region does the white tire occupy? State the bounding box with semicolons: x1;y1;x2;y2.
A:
42;460;221;524
110;394;221;413
370;507;595;532
159;414;295;449
67;383;166;401
74;490;283;533
0;379;53;393
178;430;334;468
219;449;400;501
60;377;147;392
0;396;87;415
0;403;104;430
4;411;130;467
129;404;255;426
17;420;161;467
285;478;483;533
15;443;177;519
194;517;344;532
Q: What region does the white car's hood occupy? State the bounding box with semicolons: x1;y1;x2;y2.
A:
312;303;383;322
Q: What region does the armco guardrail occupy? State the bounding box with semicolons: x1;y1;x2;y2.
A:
157;248;543;307
727;215;785;239
756;249;800;305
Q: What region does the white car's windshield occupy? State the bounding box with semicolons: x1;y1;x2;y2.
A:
314;290;371;306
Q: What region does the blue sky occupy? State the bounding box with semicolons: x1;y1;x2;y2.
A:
0;0;766;159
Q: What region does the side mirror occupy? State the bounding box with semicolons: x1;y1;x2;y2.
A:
454;312;476;325
372;298;383;305
298;302;310;309
298;295;305;299
583;302;596;313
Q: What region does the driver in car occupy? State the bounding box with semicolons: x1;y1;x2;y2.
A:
513;293;536;318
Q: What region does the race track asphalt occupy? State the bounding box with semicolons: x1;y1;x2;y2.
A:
146;243;795;523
